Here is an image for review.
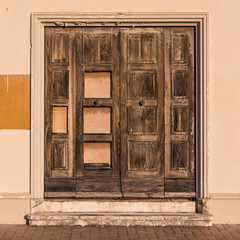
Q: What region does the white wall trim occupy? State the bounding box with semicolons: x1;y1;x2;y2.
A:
209;193;240;200
0;193;30;199
30;13;208;205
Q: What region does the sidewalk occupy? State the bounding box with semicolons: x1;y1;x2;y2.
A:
0;224;240;240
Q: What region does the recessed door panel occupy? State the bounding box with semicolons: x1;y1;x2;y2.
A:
128;141;158;171
127;107;157;134
128;71;156;99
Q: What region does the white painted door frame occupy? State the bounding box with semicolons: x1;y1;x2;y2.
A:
30;13;208;209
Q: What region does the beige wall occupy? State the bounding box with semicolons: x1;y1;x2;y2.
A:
206;195;240;224
0;198;30;224
0;130;30;224
0;130;30;193
0;0;240;224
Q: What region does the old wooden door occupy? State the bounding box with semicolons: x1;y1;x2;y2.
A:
120;28;165;197
74;28;121;197
44;27;121;198
164;28;195;197
44;26;195;198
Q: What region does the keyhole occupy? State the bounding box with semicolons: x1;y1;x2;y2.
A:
139;100;145;106
94;100;100;106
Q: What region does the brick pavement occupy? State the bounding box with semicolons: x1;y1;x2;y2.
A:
0;224;240;240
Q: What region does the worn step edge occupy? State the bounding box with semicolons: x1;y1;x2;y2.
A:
27;213;213;227
31;199;196;214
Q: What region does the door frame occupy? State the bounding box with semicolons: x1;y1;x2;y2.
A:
30;12;208;205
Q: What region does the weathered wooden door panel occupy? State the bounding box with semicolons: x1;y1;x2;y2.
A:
45;178;76;197
44;26;196;199
44;27;121;198
164;28;195;197
44;28;76;197
74;28;121;198
75;175;121;198
120;28;165;198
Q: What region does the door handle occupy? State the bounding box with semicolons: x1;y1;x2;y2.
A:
139;100;145;106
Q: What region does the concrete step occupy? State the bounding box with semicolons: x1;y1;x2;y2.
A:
31;199;196;214
27;213;213;227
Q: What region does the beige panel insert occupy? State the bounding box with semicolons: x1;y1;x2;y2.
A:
84;107;111;133
84;142;111;164
84;72;111;98
52;107;67;133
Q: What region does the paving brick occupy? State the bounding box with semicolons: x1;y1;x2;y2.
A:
1;224;240;240
0;232;6;239
41;233;52;240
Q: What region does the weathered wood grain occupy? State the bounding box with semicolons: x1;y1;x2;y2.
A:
45;28;74;179
120;28;164;198
45;178;76;193
44;27;196;199
165;179;195;194
164;27;195;184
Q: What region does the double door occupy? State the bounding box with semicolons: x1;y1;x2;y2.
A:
44;27;195;198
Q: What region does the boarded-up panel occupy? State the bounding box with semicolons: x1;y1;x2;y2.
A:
84;72;111;98
128;71;156;99
52;107;68;133
84;142;111;165
84;107;111;133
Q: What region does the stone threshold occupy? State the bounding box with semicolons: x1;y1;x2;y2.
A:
31;199;196;214
27;213;213;227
